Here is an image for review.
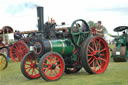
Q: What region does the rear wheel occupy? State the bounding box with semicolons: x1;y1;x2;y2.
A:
21;52;40;79
39;52;65;81
81;36;109;74
0;53;8;71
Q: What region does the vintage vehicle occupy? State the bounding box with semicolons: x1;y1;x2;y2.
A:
21;7;110;81
110;26;128;62
0;26;13;71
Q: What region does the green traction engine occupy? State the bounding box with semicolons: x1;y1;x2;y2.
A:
21;7;110;81
111;26;128;62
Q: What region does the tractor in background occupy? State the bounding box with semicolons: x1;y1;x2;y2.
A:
110;26;128;62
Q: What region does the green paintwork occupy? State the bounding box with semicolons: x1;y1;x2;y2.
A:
69;19;90;47
50;39;74;56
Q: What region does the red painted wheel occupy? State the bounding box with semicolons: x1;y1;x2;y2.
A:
21;52;40;79
81;36;109;74
10;40;29;62
39;52;65;81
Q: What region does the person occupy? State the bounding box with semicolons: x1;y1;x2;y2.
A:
14;30;19;41
82;22;86;31
96;21;107;37
17;31;23;39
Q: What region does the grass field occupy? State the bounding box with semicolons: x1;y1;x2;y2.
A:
0;60;128;85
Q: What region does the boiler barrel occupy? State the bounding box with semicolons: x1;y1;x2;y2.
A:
33;39;74;56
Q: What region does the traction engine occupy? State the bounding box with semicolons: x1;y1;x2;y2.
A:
21;7;110;81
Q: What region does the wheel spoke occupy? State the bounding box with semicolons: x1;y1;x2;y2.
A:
88;48;93;53
54;60;59;64
54;69;58;74
49;70;53;77
34;68;37;75
55;68;60;71
88;54;94;57
98;59;102;66
99;57;106;62
97;40;101;51
44;69;49;74
25;67;31;69
46;59;51;64
72;32;79;35
43;63;49;66
96;60;102;70
88;45;95;52
77;35;80;46
32;68;34;75
92;39;97;51
88;56;93;62
89;58;95;65
56;64;61;67
100;54;105;56
27;67;31;73
100;48;106;52
53;56;57;63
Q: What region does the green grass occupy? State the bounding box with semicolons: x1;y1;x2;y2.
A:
0;61;128;85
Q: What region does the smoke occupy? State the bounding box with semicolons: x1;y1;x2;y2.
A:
6;2;41;14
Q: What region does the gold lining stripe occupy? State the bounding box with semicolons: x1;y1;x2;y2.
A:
73;44;75;52
60;40;65;54
49;40;53;51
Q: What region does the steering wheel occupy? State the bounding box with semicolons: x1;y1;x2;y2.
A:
70;19;90;47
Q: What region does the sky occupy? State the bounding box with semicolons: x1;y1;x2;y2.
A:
0;0;128;36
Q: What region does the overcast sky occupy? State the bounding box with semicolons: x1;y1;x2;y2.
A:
0;0;128;35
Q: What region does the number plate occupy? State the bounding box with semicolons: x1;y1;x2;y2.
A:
116;52;120;55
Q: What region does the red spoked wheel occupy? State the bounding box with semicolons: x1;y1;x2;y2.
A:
10;40;29;62
39;52;65;81
81;36;109;74
21;52;40;79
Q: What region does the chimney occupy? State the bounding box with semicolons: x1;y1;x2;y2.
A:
37;7;44;32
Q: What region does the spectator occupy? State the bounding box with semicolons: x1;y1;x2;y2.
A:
96;21;107;37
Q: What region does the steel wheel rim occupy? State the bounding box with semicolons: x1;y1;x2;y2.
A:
24;53;40;78
87;37;109;73
0;54;7;71
10;41;28;62
42;54;64;80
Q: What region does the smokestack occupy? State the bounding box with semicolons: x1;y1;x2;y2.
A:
37;7;44;32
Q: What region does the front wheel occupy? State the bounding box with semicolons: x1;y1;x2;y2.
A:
39;52;65;81
21;52;40;79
